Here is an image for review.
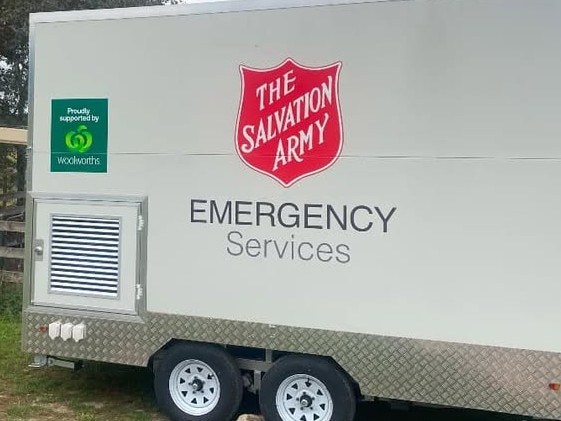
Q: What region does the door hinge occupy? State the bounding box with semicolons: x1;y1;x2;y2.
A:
136;284;143;300
137;214;145;231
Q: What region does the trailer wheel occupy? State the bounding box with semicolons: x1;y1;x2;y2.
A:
154;342;243;421
260;355;356;421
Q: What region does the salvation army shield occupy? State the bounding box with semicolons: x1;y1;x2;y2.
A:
235;58;343;187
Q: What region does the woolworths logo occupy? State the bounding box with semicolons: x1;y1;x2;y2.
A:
51;98;108;173
65;125;93;153
56;155;101;166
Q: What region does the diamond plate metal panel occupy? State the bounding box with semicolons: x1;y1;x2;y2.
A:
23;309;561;420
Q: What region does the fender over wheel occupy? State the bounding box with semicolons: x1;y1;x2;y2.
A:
260;354;356;421
154;342;243;421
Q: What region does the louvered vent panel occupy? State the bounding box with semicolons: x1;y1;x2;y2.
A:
50;215;121;297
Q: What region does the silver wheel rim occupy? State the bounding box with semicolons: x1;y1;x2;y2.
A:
169;359;221;416
275;374;334;421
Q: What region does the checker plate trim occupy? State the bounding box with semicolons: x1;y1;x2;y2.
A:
23;310;561;420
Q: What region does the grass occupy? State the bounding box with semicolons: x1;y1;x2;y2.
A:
0;282;166;421
0;282;23;317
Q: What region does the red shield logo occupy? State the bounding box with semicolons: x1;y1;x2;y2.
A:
235;58;343;187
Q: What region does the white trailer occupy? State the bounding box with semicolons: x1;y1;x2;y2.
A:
23;0;561;420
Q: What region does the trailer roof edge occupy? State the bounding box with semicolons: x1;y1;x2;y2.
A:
29;0;402;24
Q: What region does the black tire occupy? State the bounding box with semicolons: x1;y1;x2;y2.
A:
260;355;356;421
154;342;243;421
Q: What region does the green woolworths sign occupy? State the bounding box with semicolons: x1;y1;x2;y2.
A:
51;98;108;173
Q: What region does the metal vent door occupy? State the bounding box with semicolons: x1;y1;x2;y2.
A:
31;197;143;315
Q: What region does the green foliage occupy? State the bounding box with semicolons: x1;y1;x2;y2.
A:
0;282;22;317
7;403;34;420
0;143;18;194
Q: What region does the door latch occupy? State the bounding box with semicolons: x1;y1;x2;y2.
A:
33;239;44;261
